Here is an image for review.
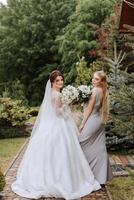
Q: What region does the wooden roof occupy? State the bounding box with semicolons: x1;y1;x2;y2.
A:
119;0;134;33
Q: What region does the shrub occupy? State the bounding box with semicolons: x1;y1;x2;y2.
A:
75;58;106;86
0;98;30;127
27;107;39;117
0;126;30;139
0;169;5;191
1;79;28;106
0;97;31;138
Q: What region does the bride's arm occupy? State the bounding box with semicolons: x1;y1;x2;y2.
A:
52;93;69;119
79;89;96;132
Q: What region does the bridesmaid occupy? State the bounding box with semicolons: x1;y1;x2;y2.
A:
79;71;113;185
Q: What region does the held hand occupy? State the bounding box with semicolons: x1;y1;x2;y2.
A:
79;124;84;133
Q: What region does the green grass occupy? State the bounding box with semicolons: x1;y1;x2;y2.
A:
107;169;134;200
0;137;27;173
109;149;134;155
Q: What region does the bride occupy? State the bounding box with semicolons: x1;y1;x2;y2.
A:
11;70;101;199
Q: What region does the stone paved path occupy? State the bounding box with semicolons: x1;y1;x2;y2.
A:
109;154;134;176
2;139;110;200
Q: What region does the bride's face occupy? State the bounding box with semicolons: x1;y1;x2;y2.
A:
53;75;64;90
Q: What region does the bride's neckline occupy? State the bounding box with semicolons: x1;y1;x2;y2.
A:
52;89;60;93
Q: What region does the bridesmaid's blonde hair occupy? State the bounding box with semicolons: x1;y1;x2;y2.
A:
94;71;109;124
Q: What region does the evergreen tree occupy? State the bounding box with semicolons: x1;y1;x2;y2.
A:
105;42;134;149
57;0;115;77
0;0;76;104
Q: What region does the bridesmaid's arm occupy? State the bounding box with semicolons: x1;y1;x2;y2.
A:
79;90;96;132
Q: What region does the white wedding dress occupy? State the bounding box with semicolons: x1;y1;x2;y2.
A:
11;80;101;199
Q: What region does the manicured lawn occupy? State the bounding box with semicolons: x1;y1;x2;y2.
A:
0;137;27;173
107;169;134;200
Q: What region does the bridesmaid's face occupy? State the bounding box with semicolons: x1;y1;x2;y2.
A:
53;76;64;90
92;74;102;87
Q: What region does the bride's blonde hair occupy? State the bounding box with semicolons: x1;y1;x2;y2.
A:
94;71;109;124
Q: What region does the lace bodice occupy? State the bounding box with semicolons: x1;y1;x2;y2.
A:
51;90;69;119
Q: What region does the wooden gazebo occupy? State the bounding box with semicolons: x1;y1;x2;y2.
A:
119;0;134;33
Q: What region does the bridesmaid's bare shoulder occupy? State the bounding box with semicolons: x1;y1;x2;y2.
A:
92;87;103;92
92;87;103;99
92;87;101;93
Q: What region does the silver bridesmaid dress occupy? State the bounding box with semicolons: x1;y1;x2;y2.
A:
79;87;113;184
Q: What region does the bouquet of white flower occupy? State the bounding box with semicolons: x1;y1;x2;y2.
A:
61;85;79;105
78;85;92;104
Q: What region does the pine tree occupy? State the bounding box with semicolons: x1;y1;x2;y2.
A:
56;0;115;78
105;42;134;149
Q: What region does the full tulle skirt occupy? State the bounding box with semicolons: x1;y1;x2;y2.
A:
11;117;100;199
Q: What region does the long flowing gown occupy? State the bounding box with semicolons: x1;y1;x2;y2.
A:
79;87;113;184
11;89;101;200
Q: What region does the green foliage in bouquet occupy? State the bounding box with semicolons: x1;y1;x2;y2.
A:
0;168;5;191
